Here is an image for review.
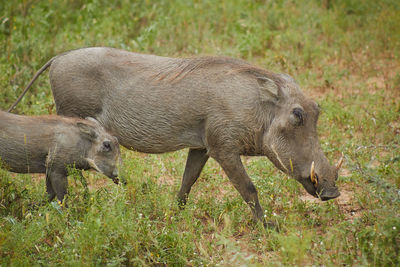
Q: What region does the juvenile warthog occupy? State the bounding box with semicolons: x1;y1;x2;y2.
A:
8;47;343;225
0;110;120;203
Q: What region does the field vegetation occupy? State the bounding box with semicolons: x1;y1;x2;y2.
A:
0;0;399;265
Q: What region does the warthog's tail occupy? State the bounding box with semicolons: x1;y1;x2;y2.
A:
7;57;55;112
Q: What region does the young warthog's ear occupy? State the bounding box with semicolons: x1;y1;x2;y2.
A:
77;122;98;140
256;76;280;101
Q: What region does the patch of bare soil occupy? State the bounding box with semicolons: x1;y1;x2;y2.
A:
192;213;278;264
156;174;176;186
9;173;45;185
86;176;114;191
340;167;352;178
311;52;400;100
31;173;45;184
300;184;363;221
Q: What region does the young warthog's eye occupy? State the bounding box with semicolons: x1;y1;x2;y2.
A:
102;140;112;152
291;107;305;126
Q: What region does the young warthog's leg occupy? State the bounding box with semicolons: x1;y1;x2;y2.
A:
177;148;209;206
47;170;68;204
212;153;269;227
46;174;56;201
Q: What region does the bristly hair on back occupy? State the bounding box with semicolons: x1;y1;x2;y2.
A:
153;56;284;84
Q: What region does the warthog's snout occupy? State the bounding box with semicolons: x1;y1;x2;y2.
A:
308;156;343;201
299;156;343;200
302;174;340;201
319;187;340;201
110;169;119;184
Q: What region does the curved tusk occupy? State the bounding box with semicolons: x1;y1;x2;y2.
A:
335;153;344;171
271;145;289;173
310;161;317;185
85;158;101;173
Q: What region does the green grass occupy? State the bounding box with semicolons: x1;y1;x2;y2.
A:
1;0;399;265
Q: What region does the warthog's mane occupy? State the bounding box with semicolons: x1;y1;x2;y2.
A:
153;56;284;85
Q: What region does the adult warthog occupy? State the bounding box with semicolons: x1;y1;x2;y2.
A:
9;47;343;226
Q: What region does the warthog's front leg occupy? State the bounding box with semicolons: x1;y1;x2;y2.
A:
177;148;209;206
212;153;269;227
46;170;68;204
46;173;56;201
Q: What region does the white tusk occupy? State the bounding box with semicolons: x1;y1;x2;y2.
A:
85;158;101;173
310;161;317;185
271;145;289;173
336;153;344;171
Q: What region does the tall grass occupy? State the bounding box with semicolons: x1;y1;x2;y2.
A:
1;0;399;265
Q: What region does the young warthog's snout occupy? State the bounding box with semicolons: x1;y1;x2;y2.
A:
111;168;119;178
83;119;121;185
110;168;120;184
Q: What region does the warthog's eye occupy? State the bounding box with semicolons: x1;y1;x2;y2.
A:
102;140;112;152
291;107;304;126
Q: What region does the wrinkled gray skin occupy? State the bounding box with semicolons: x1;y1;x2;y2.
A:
8;47;340;225
0;110;120;202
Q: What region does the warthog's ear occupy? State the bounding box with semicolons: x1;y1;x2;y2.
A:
77;122;98;140
257;77;280;101
279;73;296;83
